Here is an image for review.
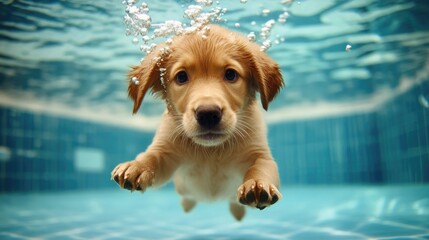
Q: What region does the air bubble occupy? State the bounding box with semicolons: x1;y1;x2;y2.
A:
247;32;256;42
263;40;271;47
132;37;139;44
159;47;171;57
281;0;294;4
260;40;271;52
196;0;213;6
131;76;139;85
266;19;276;26
127;5;139;14
259;19;276;42
150;43;157;49
240;0;247;3
140;45;148;52
345;44;352;52
136;13;151;25
185;5;203;19
262;9;270;16
159;67;167;89
140;28;148;35
278;12;289;24
123;0;228;57
202;25;211;33
235;23;240;28
142;36;150;43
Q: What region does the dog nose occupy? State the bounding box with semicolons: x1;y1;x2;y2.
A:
195;105;222;129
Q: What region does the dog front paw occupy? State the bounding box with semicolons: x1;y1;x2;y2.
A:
237;179;282;210
111;161;155;192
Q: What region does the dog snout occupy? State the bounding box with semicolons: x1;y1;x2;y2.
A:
195;105;222;129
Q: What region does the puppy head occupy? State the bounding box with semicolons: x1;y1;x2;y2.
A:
128;25;283;146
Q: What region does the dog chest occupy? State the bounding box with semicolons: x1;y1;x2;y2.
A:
174;160;244;201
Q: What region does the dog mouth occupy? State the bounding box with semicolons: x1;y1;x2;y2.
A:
192;131;228;146
196;132;225;141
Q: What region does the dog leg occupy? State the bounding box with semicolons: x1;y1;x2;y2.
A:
229;202;245;221
181;198;197;212
111;151;178;192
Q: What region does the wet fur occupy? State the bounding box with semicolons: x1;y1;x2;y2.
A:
112;25;284;221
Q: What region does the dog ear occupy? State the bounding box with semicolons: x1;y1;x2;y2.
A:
128;49;166;114
250;48;284;111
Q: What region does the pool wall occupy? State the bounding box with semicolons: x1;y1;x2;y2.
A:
0;81;428;192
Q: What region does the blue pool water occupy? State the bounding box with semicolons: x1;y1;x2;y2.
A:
1;0;429;239
1;186;429;240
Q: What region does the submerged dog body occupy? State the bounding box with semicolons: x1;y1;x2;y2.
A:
112;25;284;220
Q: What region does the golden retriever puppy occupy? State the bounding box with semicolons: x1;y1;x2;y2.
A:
112;25;283;221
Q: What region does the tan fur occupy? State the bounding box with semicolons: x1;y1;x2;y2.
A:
112;25;283;221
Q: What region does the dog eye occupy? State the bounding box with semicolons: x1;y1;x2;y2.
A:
224;69;238;82
175;71;188;85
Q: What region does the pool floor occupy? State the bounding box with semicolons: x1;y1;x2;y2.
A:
1;185;429;240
